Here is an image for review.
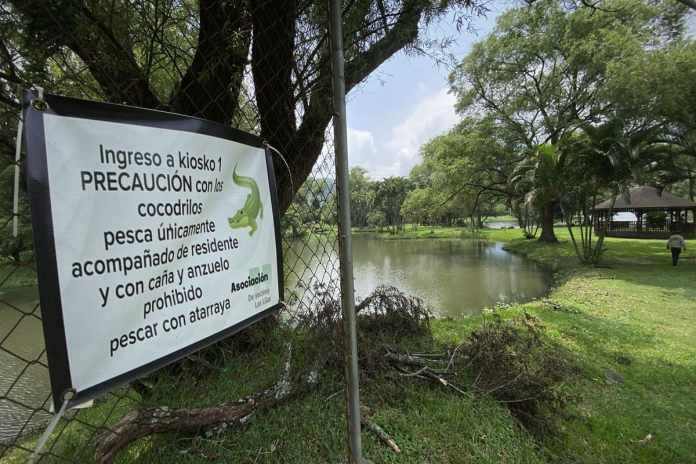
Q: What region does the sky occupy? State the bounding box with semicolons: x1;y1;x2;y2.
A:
345;2;513;179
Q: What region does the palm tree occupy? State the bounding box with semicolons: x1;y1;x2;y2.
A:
562;118;658;264
511;144;565;243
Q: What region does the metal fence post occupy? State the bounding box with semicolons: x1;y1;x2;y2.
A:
328;0;364;462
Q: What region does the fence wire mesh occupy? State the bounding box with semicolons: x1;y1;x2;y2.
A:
0;1;342;461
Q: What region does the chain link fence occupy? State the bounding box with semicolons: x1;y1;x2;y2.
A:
0;1;344;461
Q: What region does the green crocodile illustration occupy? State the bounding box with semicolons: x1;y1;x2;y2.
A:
228;164;263;236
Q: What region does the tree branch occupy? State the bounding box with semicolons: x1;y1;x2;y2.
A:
12;0;160;107
171;0;250;124
676;0;696;10
95;344;315;464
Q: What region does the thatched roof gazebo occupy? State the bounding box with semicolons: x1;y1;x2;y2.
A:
593;186;696;239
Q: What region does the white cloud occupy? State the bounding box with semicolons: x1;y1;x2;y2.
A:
688;11;696;38
347;128;377;163
346;127;382;175
346;87;458;179
347;127;403;179
387;87;458;176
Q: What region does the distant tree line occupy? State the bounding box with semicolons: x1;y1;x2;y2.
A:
349;165;502;234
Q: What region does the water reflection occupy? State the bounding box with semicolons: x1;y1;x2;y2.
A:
0;287;51;443
284;235;550;317
351;237;549;317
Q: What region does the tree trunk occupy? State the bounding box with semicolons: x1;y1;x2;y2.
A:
538;202;558;243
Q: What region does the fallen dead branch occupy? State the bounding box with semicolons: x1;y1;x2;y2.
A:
96;386;278;463
95;343;311;464
93;290;576;462
361;412;400;453
93;286;425;463
384;347;470;397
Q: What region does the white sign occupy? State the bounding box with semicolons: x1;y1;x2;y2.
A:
25;94;282;405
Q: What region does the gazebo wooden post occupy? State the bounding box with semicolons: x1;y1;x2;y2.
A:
669;209;674;233
676;209;682;232
679;209;684;232
593;209;598;233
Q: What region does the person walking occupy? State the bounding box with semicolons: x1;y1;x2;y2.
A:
667;233;686;266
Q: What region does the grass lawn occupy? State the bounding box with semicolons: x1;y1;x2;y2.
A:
354;224;484;240
479;227;696;463
0;260;37;288
3;227;695;463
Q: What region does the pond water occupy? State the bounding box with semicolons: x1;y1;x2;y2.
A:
285;235;550;317
351;236;549;317
0;287;51;443
0;235;550;441
485;219;518;230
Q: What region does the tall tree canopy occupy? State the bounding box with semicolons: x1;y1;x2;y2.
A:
449;0;689;241
607;38;696;194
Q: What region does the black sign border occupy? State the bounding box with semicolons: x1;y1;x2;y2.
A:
23;91;285;409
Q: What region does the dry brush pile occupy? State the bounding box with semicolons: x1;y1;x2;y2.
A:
95;286;578;463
